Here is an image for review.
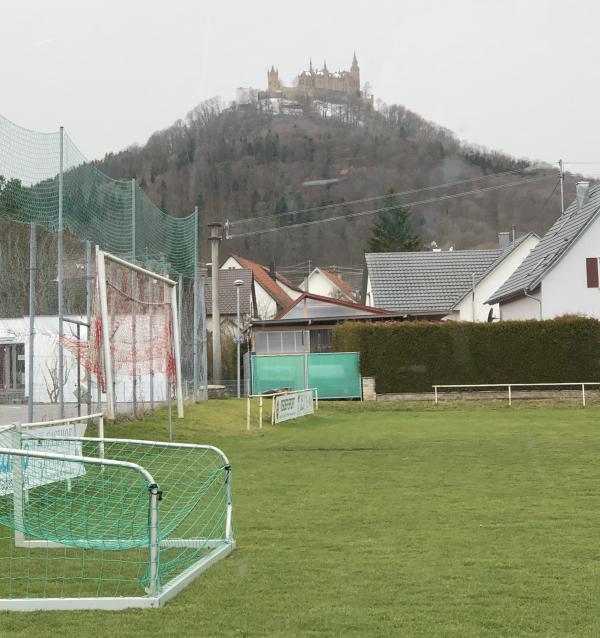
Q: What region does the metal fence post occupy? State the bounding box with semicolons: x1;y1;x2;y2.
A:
86;240;92;416
58;126;64;418
193;206;199;402
508;384;512;407
27;224;36;423
582;383;586;407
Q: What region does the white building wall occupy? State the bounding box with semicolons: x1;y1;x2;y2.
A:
455;234;539;321
365;277;373;307
221;256;290;318
0;316;170;405
541;213;600;318
300;270;340;298
254;284;278;319
499;291;541;320
278;281;301;301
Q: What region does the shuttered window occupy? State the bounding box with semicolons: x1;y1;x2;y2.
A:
586;257;599;288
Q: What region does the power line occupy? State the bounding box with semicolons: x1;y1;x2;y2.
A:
229;174;554;239
228;166;550;228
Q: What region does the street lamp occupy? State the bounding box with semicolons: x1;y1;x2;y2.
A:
234;279;244;398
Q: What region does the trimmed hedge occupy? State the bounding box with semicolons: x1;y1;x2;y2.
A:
332;318;600;394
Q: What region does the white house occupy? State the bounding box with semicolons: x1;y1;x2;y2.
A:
299;267;356;301
364;232;539;321
0;315;170;405
488;182;600;320
220;254;301;319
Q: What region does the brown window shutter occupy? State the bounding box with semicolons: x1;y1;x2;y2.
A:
586;257;599;288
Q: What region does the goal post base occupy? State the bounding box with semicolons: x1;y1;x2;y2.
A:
1;541;235;611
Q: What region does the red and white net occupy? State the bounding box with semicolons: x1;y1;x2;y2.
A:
63;258;176;392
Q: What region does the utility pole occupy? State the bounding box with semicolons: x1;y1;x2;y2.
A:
559;159;565;216
208;223;223;384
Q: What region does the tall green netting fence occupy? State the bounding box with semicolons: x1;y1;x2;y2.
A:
0;113;206;416
0;424;233;609
0;114;196;272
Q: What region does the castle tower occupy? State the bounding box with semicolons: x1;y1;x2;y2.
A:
267;65;281;91
350;51;360;89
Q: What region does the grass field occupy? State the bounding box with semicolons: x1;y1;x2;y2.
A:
1;399;600;637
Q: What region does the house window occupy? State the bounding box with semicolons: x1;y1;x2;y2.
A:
310;329;333;353
254;331;309;354
586;257;599;288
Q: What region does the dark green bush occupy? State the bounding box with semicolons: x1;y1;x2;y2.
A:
332;318;600;394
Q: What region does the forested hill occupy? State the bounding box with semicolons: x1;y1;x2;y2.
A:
96;99;577;268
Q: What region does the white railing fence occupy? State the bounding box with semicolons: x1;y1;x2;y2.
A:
432;382;600;407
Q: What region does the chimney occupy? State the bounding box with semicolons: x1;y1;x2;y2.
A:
498;232;510;249
511;224;516;243
576;181;590;210
269;259;277;281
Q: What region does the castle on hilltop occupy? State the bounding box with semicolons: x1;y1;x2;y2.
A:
265;52;369;103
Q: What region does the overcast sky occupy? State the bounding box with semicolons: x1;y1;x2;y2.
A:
3;0;600;176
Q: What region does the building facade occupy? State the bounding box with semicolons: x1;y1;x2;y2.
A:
266;53;365;101
488;182;600;320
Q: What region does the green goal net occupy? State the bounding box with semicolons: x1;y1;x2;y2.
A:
0;422;234;610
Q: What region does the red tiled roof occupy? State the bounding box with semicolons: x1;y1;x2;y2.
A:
319;269;356;300
230;255;293;309
275;292;393;320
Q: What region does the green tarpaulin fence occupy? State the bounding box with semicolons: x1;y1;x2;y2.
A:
251;352;361;399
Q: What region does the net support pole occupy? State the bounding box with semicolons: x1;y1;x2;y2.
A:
27;224;36;423
178;274;183;360
96;247;115;420
86;240;92;416
170;284;184;419
131;179;137;418
193;207;199;402
12;423;25;546
58;126;65;418
148;484;161;597
148;279;154;411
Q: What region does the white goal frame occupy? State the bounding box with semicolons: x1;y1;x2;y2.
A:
0;425;234;611
96;247;184;420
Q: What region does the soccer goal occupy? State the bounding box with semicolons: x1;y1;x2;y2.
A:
246;388;318;430
0;415;233;611
86;247;184;421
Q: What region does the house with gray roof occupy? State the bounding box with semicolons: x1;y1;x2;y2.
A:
487;181;600;320
364;232;539;321
205;268;253;334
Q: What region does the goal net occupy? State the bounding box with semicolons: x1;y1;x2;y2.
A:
0;417;234;610
64;248;183;420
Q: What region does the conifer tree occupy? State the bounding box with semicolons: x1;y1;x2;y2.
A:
366;192;421;252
